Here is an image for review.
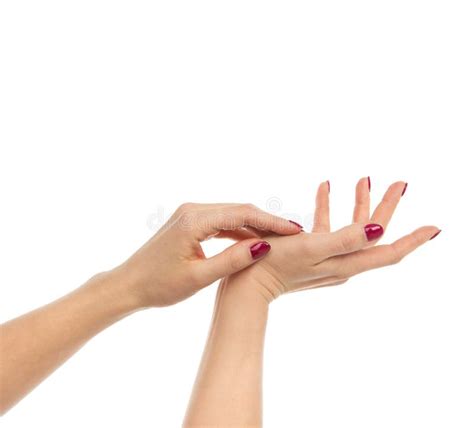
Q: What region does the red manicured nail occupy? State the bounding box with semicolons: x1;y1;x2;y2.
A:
402;182;408;196
289;220;303;229
430;230;441;240
250;241;271;259
364;223;384;241
327;180;331;193
367;176;371;192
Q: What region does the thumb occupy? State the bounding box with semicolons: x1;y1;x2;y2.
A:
195;239;271;286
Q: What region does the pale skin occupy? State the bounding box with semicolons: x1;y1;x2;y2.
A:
183;178;441;427
0;203;302;415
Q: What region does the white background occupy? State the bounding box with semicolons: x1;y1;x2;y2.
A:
1;1;473;427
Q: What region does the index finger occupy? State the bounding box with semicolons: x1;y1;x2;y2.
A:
186;204;303;240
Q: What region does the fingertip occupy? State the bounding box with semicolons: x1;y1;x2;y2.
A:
288;219;303;230
396;226;440;251
317;180;329;192
356;176;369;190
280;219;304;234
250;241;271;260
316;180;330;204
401;182;408;197
417;225;440;241
388;180;406;193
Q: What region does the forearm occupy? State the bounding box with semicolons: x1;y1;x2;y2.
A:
0;271;139;415
183;272;270;427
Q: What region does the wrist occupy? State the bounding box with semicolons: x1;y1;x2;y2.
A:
212;276;269;345
84;269;144;317
223;263;286;305
219;267;282;307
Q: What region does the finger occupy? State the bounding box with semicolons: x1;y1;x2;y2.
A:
214;228;261;241
312;180;331;232
193;239;272;285
303;222;385;261
352;176;371;223
330;225;440;278
188;204;303;240
370;181;407;231
243;225;274;238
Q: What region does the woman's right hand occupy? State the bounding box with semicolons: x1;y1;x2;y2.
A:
230;178;440;302
106;202;302;309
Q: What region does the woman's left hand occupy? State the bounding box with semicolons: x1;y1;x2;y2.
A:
228;178;440;302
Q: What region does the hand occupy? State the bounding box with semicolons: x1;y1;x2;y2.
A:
183;180;440;426
108;203;302;308
232;178;440;302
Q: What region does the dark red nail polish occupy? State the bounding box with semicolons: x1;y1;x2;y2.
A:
367;176;371;192
327;180;331;193
430;230;441;240
289;220;303;229
364;223;384;241
250;241;271;260
401;182;408;196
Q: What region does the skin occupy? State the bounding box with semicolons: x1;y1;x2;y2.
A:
183;178;440;427
0;203;302;415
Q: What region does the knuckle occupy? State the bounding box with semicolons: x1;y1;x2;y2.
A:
301;235;315;255
228;249;244;272
381;195;396;207
412;231;425;246
177;202;196;214
389;246;403;265
177;210;196;230
240;203;261;226
339;233;357;253
241;203;257;212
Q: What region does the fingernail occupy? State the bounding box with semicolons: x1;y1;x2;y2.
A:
402;182;408;196
430;230;441;240
289;220;303;229
250;241;271;260
327;180;331;193
364;223;384;241
367;176;371;192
